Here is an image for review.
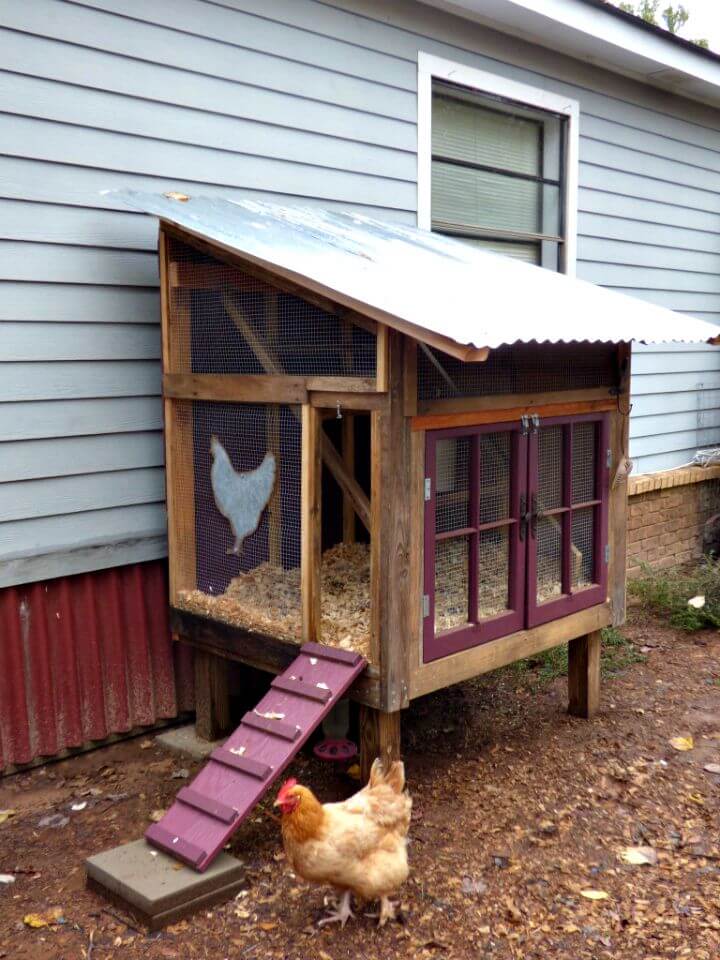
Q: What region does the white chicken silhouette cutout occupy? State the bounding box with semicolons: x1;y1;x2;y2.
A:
210;435;277;556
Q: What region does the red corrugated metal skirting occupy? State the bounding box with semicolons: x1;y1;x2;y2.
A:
0;560;194;773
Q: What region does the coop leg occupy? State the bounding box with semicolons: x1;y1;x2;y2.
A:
359;706;401;782
194;650;232;741
568;630;601;719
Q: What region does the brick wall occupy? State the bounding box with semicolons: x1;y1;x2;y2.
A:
627;466;720;574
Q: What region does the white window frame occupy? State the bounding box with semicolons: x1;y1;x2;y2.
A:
417;52;579;276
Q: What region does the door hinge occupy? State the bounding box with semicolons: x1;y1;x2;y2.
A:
422;594;430;618
604;543;610;564
424;477;432;501
606;447;612;468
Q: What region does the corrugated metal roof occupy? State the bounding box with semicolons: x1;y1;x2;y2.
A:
113;190;720;356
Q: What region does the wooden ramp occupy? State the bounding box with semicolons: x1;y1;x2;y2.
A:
145;643;366;872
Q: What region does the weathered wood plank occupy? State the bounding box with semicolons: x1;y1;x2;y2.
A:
301;404;322;643
412;398;615;431
359;706;402;783
163;373;308;404
194;650;233;741
568;630;601;719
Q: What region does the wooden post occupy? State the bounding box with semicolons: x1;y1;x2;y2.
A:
568;630;601;719
194;650;232;741
359;706;402;782
342;413;355;543
301;404;322;642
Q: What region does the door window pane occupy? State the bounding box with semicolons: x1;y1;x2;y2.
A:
479;431;511;523
435;536;470;633
435;436;470;533
478;527;510;618
536;515;563;603
572;422;596;503
571;507;595;588
538;426;564;510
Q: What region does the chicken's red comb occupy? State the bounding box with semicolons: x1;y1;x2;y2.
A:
276;777;298;801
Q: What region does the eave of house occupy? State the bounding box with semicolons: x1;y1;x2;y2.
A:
417;0;720;107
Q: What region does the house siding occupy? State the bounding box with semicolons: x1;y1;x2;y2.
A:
1;0;718;585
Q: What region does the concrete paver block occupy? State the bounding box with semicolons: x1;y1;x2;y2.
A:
154;723;223;761
86;838;244;930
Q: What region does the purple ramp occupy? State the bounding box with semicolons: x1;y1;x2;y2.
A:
145;643;366;871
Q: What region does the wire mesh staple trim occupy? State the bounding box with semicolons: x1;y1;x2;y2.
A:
168;237;376;378
417;342;616;401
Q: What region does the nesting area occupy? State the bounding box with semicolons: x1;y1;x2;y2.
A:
178;542;373;660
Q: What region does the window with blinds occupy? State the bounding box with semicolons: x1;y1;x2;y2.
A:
431;81;568;270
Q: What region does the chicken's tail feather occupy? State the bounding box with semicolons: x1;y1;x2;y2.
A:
369;757;405;794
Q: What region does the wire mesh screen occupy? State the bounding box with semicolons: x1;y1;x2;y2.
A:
572;422;596;503
435;437;470;533
538;426;564;511
168;237;376;378
479;431;510;523
536;516;563;603
417;342;616;402
175;400;303;642
435;537;470;634
571;508;595;589
478;527;509;617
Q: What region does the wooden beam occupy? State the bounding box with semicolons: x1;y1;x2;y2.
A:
376;323;389;392
301;405;322;643
306;377;380;393
411;398;615;431
410;602;611;699
417;386;613;416
359;706;402;783
372;329;412;710
342;413;355;544
163;373;308;404
171;607;382;707
159;227;196;602
609;343;631;628
194;650;232;741
403;337;418;417
568;630;601;719
320;427;371;531
309;391;388;411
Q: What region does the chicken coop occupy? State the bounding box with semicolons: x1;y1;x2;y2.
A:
119;191;719;774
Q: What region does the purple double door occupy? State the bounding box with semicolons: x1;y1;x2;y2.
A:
423;413;610;663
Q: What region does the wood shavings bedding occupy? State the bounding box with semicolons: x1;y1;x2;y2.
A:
177;542;373;661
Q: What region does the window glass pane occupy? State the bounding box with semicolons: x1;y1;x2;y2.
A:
435;437;470;533
571;507;595;588
538;426;564;511
460;236;540;264
572;422;597;504
536;516;563;603
478;527;510;618
435;536;469;633
432;162;561;238
479;431;511;523
433;93;541;176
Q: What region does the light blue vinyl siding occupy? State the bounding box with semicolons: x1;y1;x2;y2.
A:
1;0;719;585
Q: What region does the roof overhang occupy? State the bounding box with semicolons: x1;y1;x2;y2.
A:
113;191;720;359
418;0;720;108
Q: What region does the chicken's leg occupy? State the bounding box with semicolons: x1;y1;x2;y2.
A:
318;890;354;928
365;896;398;927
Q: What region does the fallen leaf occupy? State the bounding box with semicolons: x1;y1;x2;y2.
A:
620;846;657;866
70;802;87;812
0;874;15;884
164;191;190;202
139;740;153;750
580;889;609;901
38;814;69;829
505;897;523;923
703;763;720;774
669;736;694;751
255;710;285;720
687;792;705;805
0;810;17;824
150;809;166;822
23;914;48;929
259;922;277;931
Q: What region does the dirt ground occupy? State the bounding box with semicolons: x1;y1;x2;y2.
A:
2;609;720;960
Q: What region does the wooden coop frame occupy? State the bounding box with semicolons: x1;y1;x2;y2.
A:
158;220;631;777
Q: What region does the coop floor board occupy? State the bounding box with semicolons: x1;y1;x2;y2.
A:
145;642;366;871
